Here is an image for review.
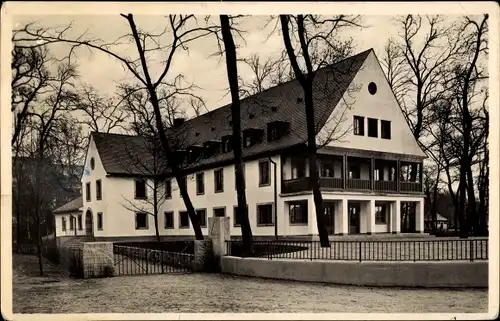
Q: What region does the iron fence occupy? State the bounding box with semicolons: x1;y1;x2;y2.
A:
226;238;488;262
113;245;194;276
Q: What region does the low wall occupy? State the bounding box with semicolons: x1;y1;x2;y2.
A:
221;256;488;288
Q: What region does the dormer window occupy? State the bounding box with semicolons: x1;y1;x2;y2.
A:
187;145;203;163
242;128;263;148
267;121;290;142
203;140;221;158
221;135;233;153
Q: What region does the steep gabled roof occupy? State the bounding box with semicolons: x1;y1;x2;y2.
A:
53;196;83;214
93;49;372;176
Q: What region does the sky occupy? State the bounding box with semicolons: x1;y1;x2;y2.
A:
13;14;409;121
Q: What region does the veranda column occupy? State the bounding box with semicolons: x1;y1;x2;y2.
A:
341;198;349;235
391;200;401;234
415;199;424;233
367;200;376;235
308;195;318;237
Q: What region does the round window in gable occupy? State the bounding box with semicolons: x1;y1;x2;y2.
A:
90;157;95;170
368;82;377;95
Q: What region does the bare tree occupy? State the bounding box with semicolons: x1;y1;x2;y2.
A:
14;15;221;240
23;58;79;275
279;15;362;247
72;84;129;134
120;132;169;242
447;14;488;237
219;14;254;256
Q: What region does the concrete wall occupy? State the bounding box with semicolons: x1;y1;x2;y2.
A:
221;256;488;288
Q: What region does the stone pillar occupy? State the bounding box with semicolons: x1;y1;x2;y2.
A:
308;195;318;237
341;198;349;235
193;239;214;272
82;242;114;278
208;217;230;269
391;200;401;234
415;199;424;233
367;200;376;235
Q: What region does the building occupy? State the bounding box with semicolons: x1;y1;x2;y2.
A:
53;49;427;241
425;213;449;231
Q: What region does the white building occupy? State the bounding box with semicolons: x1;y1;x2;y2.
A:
54;49;427;241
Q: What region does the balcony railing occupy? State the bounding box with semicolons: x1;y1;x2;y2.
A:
346;179;371;190
282;177;422;194
400;181;422;192
319;177;343;189
375;180;398;192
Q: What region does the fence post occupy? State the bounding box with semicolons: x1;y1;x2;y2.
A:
469;239;474;262
359;242;362;262
146;248;149;274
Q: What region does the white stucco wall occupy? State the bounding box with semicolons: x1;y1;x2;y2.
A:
318;50;426;158
54;212;85;237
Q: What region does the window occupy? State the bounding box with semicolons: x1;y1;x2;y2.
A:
90;157;95;170
178;176;187;195
97;212;103;230
214;168;224;193
375;205;387;224
62;217;66;231
214;207;226;217
164;211;174;229
349;164;360;179
196;173;205;195
353;116;365;136
96;180;102;200
381;120;391;139
135;179;147;199
86;182;91;201
374;168;380;181
77;214;82;230
242;129;263;148
165;179;172;198
135;212;148;229
257;204;274;226
368;118;378;138
320;160;334;177
197;209;207;227
259;160;270;186
221;136;233;153
368;82;377;95
70;216;75;230
267;121;290;142
179;211;190;228
233;205;248;227
234;164;245;190
291;157;306;179
289;201;308;224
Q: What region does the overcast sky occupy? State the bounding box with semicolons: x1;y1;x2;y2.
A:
12;15;412;116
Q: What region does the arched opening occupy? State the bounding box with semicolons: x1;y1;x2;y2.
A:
85;209;94;236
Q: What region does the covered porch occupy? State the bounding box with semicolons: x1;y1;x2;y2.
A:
282;196;425;236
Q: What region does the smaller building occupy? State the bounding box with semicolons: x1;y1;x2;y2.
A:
53;196;87;237
424;213;448;231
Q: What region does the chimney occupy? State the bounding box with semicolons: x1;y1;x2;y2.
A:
173;118;185;127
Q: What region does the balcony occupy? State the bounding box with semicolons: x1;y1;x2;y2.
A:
375;180;398;192
346;179;371;190
400;182;422;192
282;177;421;194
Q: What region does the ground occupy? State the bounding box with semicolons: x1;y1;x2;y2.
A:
12;254;487;314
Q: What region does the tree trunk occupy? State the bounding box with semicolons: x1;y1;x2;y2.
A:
34;156;44;276
431;183;439;233
304;89;330;247
153;180;161;242
466;165;477;235
148;88;203;240
220;14;254;256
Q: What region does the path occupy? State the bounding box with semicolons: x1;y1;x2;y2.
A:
13;254;487;314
